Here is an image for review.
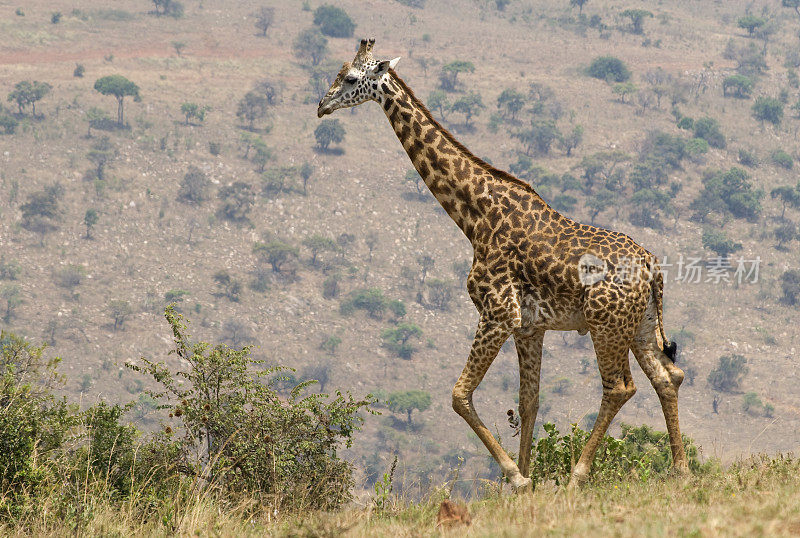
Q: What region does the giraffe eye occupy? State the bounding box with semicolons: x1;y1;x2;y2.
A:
344;76;358;85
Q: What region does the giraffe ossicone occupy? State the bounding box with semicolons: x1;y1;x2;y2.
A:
318;39;688;491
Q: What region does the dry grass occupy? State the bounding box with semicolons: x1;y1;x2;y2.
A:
1;0;800;494
4;456;800;537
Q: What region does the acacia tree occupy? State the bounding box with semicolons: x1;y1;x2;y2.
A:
94;75;140;126
7;81;52;117
387;390;431;425
783;0;800;18
253;6;275;36
293;27;328;66
236;91;268;130
449;92;484;127
621;9;653;34
771;184;800;219
314;119;345;151
570;0;588;15
439;60;475;91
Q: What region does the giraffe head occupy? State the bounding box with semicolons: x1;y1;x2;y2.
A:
317;38;400;118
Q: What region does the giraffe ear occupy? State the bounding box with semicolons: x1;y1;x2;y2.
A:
372;57;401;77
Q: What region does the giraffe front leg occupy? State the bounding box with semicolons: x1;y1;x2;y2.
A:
453;318;530;492
514;330;544;481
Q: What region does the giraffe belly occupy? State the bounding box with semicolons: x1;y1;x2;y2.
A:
519;293;589;333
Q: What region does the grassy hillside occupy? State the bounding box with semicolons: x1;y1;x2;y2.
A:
1;0;800;500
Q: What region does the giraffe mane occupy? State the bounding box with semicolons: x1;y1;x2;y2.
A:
390;70;544;196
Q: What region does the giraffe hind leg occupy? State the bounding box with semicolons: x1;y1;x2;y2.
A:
631;307;688;472
571;327;637;486
452;318;531;492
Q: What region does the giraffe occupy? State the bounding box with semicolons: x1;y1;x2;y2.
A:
318;39;688;492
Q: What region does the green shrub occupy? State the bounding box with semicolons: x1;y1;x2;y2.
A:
129;307;373;509
780;269;800;305
702;228;742;258
738;148;758;167
690;167;763;222
692;117;726;148
381;323;423;359
527;422;702;485
771;149;793;169
676;116;694;130
722;74;753;98
707;354;748;392
313;5;356;38
752;96;784;125
340;288;389;318
586;56;631;82
314;119;345;151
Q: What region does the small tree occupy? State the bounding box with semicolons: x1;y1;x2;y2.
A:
86;136;117;180
559;124;584;156
692;117;726;149
621;9;653;34
253;6;275;37
300;162;314;195
178;166;210;204
83;208;99;239
171;40;186;56
707;354;748;392
702;228;742;258
439;60;475;92
587;56;631;82
7;80;52;117
293;27;328;66
774;221;798;249
108;300;133;331
752;96;784;126
570;0;589;15
217;182;255;222
151;0;183;17
180;102;209;125
780;269;800;305
341;288;388;318
303;234;338;266
496;88;526;121
737;15;766;36
1;285;22;323
315;119;345;151
722;74;753;98
381;323;423;359
770;184;800;219
427;90;450;120
313;5;356;38
387;390;431;425
253;240;299;273
236;91;268;130
94;75;140;126
612;82;637;103
320;334;342;355
213;270;242;302
449;91;485;127
20;183;63;246
783;0;800;18
426;279;453;311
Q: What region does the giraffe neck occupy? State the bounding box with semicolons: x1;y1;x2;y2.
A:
378;71;549;241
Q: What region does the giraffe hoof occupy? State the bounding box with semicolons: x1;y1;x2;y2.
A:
511;475;532;493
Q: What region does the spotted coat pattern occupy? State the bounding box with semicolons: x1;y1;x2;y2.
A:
318;40;688;491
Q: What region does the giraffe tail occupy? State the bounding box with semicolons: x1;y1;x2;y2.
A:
651;260;677;362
